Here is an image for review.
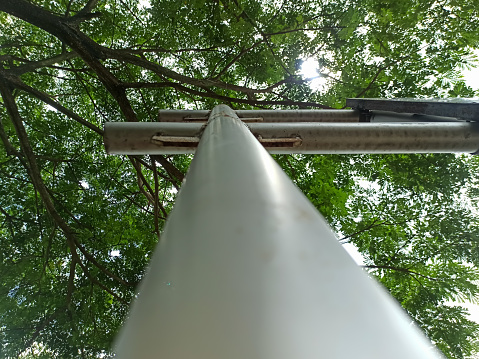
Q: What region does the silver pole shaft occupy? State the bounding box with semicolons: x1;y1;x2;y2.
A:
113;105;442;359
104;121;479;154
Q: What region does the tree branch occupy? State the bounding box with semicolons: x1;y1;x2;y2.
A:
68;0;102;24
132;155;179;188
0;112;19;156
129;156;168;220
151;155;161;237
12;51;78;75
1;0;333;113
0;0;139;122
74;239;136;287
111;50;315;96
363;265;440;281
76;260;128;305
354;66;386;98
122;80;332;108
18;310;62;357
338;218;384;243
0;77;127;313
0;70;103;135
0;76;77;252
212;39;266;80
262;26;345;37
121;44;224;54
151;155;185;184
66;257;78;308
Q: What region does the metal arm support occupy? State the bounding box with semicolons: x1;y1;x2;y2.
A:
347;98;479;121
158;109;360;122
104;121;479;154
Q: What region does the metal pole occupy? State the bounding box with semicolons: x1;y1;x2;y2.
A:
370;110;462;122
113;105;443;359
104;121;479;155
158;109;361;122
347;98;479;120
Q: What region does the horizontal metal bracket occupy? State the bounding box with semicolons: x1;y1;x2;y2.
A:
256;135;302;148
150;134;301;149
158;109;361;123
347;98;479;121
182;116;264;123
104;121;479;155
151;135;200;147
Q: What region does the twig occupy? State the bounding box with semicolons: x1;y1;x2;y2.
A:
363;264;440;281
74;239;136;287
151;155;160;237
151;155;185;183
354;66;386;98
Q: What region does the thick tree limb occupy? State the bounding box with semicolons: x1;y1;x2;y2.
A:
0;78;92;352
68;11;102;24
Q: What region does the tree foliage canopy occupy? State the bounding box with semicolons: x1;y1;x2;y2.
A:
1;0;479;358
